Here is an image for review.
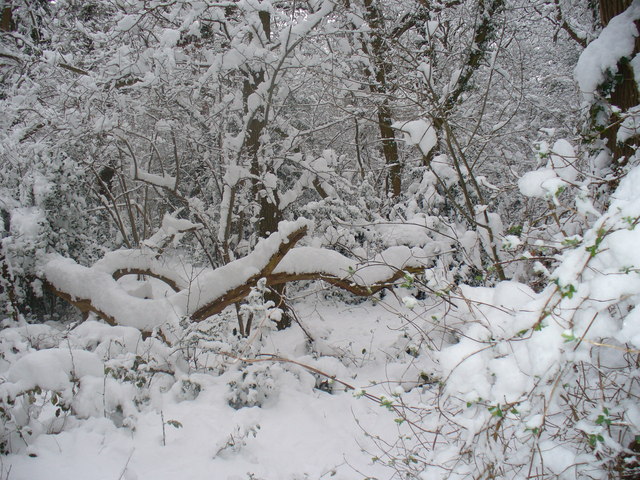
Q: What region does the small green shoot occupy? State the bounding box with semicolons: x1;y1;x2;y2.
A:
488;405;503;418
588;433;605;447
562;237;581;248
380;396;394;411
554;280;577;299
585;228;606;258
595;407;611;426
623;216;639;230
400;273;415;289
562;330;577;343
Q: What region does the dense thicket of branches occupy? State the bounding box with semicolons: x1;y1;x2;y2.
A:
2;0;640;478
0;0;588;316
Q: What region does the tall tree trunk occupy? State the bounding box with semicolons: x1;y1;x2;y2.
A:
361;0;401;199
241;10;289;330
1;1;13;32
598;0;640;165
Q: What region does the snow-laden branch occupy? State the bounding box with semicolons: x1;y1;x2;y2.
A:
269;246;424;296
43;219;429;338
43;219;310;336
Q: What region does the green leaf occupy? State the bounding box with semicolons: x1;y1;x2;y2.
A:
400;273;415;289
560;283;576;299
488;405;503;418
623;216;639;230
588;433;605;447
585;228;606;258
507;225;523;236
379;397;394;411
562;237;581;247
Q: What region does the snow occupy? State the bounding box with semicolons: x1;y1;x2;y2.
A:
2;301;429;480
2;348;103;399
402;295;418;309
274;245;426;285
160;29;181;48
247;92;262;114
549;139;578;182
10;162;640;478
9;207;45;240
143;213;202;249
93;248;190;290
393;119;437;156
132;167;177;190
116;15;139;32
43;218;431;337
502;234;521;250
418;62;431;83
518;168;558;197
6;0;640;477
618;105;640;143
575;1;640;98
519;139;579;198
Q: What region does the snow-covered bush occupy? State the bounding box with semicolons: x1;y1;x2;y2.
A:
370;156;640;479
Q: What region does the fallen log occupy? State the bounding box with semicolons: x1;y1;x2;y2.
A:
43;219;429;337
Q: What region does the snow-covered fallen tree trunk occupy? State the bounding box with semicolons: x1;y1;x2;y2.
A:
42;219;428;338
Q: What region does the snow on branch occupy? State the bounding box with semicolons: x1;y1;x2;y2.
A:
43;219;429;339
269;246;425;296
187;220;311;321
43;220;310;336
132;167;177;191
574;2;640;98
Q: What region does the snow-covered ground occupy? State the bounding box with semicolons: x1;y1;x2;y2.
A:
1;298;433;480
4;163;640;480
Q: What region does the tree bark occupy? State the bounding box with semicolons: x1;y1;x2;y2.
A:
241;10;289;328
600;0;632;25
1;2;13;32
598;0;640;165
361;0;401;199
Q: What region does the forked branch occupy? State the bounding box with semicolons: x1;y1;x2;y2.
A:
43;220;428;336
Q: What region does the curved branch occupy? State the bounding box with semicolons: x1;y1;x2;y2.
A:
191;265;424;321
265;265;424;296
111;269;181;292
190;224;308;321
43;220;428;334
44;280;118;327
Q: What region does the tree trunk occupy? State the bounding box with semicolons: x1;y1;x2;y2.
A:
598;0;640;165
241;10;290;330
1;2;13;32
361;0;401;199
600;0;632;25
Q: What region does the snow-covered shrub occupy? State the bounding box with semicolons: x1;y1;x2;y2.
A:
376;159;640;480
0;156;97;318
227;361;316;410
0;318;189;454
227;363;279;410
0;346;103;453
